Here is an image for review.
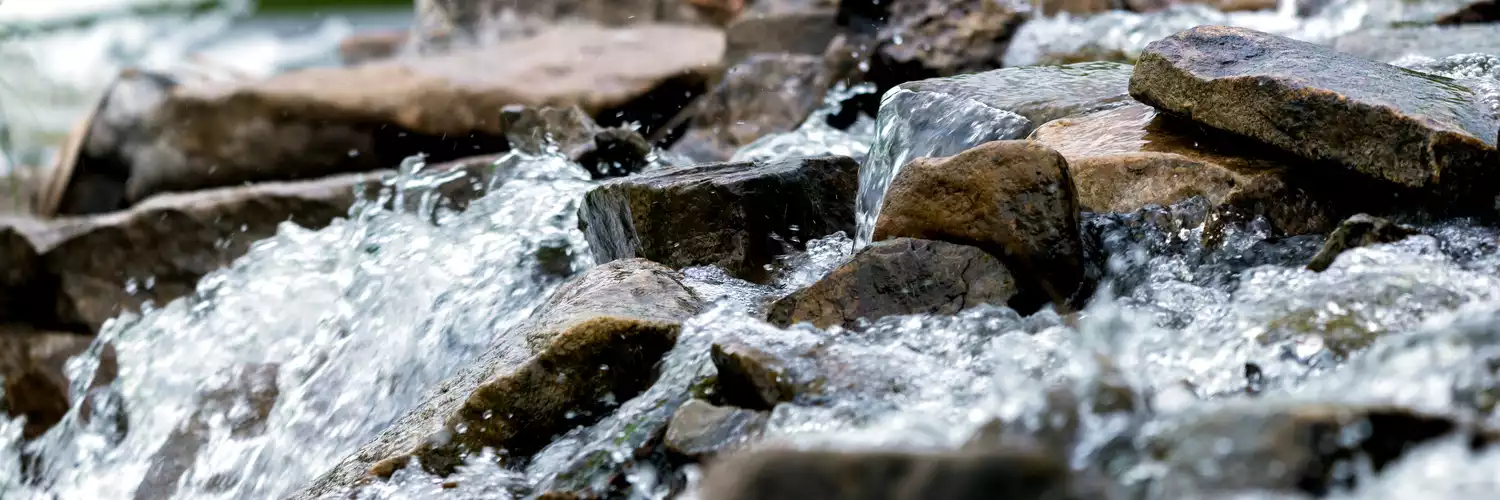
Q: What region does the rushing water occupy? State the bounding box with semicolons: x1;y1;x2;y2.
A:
4;0;1500;499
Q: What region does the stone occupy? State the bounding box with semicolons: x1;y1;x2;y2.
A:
1126;0;1276;12
1329;24;1500;63
499;105;653;179
413;0;724;44
1305;214;1420;272
1130;26;1500;213
725;10;840;64
135;363;281;499
48;25;723;214
43;173;373;332
0;327;93;439
1041;0;1120;16
291;259;702;497
1437;0;1500;24
669;54;833;162
711;341;799;410
872;141;1084;310
865;0;1025;90
664;399;768;459
698;446;1099;500
898;62;1135;136
1029;103;1353;236
580;156;859;283
571;128;654;180
338;30;408;65
0;221;51;324
768;238;1018;329
1150;403;1481;497
39;69;175;216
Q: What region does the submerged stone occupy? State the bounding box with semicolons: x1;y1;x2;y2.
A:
1330;24;1500;64
897;62;1135;136
768;238;1018;329
1131;26;1500;212
0;327;92;439
292;259;702;497
664;399;768;459
580;156;859;283
670;54;834;163
1305;214;1420;272
1030;103;1350;236
872;141;1084;310
136;363;281;499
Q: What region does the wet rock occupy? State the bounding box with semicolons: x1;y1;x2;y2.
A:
500;106;653;179
1131;26;1500;212
669;54;833;162
711;342;799;410
768;238;1017;329
664;399;768;459
414;0;723;43
1030;103;1350;236
1126;0;1276;12
698;446;1100;500
1437;0;1500;24
872;141;1084;310
40;69;175;216
136;363;281;499
0;221;51;324
1330;24;1500;63
892;57;1133;135
44;173;372;332
49;25;723;214
1150;402;1481;497
292;259;702;497
0;327;92;439
1041;0;1120;16
1305;214;1420;272
338;30;408;65
725;9;840;63
580;156;859;283
572;128;653;179
864;0;1025;92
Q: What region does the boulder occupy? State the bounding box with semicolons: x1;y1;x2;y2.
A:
0;221;52;324
1329;24;1500;63
725;9;840;63
1150;403;1482;497
135;363;281;499
47;25;724;215
698;446;1101;500
44;172;374;332
1437;0;1500;24
1130;26;1500;213
872;141;1084;310
768;238;1018;329
1126;0;1276;12
1029;103;1352;236
664;399;769;459
669;54;833;162
580;156;859;283
292;259;702;497
1305;214;1420;272
711;341;800;410
0;327;93;439
413;0;723;43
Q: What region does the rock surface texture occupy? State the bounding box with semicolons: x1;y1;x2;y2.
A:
581;156;859;282
670;54;833;162
1130;26;1500;213
1305;214;1420;272
873;141;1084;310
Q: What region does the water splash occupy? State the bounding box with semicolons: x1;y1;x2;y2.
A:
730;82;880;164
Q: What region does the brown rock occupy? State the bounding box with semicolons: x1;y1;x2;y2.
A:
711;341;799;410
724;9;840;64
872;141;1084;310
1040;0;1120;16
0;326;93;439
580;156;859;283
338;30;408;65
768;238;1018;329
1030;103;1350;236
135;363;281;499
49;25;724;215
0;221;51;324
664;399;768;459
872;0;1025;83
669;54;833;162
44;172;374;332
291;259;702;497
1126;0;1276;12
1130;26;1500;213
1437;0;1500;24
1305;214;1420;272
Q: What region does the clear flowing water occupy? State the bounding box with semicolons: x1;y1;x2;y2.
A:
3;1;1500;499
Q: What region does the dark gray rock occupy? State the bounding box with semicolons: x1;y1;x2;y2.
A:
1437;0;1500;24
292;259;702;498
711;341;799;410
768;238;1017;329
669;54;833;163
580;156;859;283
136;363;280;499
0;327;93;439
1131;26;1500;213
664;399;768;459
725;9;840;63
1305;214;1420;272
848;0;1026;96
872;141;1084;310
0;222;50;325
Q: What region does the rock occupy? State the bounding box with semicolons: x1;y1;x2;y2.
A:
500;105;653;179
1130;26;1500;212
580;156;859;283
1437;0;1500;24
725;10;840;64
899;62;1136;137
1126;0;1276;12
0;327;93;439
1329;24;1500;63
0;221;52;324
1029;103;1352;236
40;69;176;216
711;342;799;410
292;259;702;497
1041;0;1120;16
698;446;1100;500
768;238;1017;329
338;30;408;65
1305;214;1420;272
664;399;768;459
135;363;280;499
1150;403;1480;497
572;128;654;179
872;141;1084;310
49;25;724;214
865;0;1025;90
669;54;833;162
44;173;373;332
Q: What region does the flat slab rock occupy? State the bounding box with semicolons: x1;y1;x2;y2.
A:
1130;26;1500;211
580;156;858;283
768;238;1018;329
897;61;1135;136
292;259;702;498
